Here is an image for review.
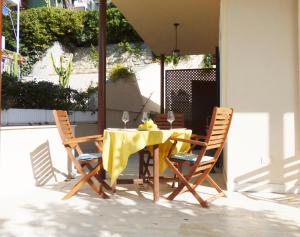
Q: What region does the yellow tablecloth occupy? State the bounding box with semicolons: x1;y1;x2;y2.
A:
102;128;192;185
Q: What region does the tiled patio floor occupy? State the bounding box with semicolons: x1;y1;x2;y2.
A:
1;157;299;237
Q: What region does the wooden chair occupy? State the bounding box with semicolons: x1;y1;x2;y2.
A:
53;110;110;200
153;113;185;129
139;113;185;181
164;107;233;207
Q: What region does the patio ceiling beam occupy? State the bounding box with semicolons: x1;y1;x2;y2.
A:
98;0;107;134
112;0;220;56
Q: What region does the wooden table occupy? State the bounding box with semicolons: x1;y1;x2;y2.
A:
102;128;192;202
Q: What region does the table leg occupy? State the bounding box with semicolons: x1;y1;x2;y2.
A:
153;144;159;202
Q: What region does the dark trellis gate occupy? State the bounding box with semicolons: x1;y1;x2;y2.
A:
165;68;218;134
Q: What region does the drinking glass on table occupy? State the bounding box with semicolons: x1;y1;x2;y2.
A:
167;111;175;129
141;112;149;123
122;111;129;129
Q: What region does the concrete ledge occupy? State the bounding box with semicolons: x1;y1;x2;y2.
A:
0;125;74;189
229;182;300;194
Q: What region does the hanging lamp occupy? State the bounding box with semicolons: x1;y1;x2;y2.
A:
172;23;180;57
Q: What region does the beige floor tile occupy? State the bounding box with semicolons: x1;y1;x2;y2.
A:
0;157;299;237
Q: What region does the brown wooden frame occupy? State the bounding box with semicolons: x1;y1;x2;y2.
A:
139;113;185;180
53;110;110;200
164;107;233;207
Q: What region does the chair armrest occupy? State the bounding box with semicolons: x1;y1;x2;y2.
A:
169;137;207;147
64;135;103;145
191;134;206;140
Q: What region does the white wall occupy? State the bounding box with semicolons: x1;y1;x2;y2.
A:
220;0;300;193
27;42;203;109
0;126;73;190
1;109;98;125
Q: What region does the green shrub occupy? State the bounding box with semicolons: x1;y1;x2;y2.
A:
152;54;189;66
109;64;134;82
51;53;73;88
89;44;99;66
202;54;214;68
1;73;91;111
2;7;142;76
118;41;142;58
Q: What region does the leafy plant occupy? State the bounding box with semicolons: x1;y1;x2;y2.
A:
2;7;142;76
109;64;134;82
153;54;189;66
165;55;180;65
51;53;73;88
1;72;90;111
202;54;214;68
118;41;142;58
89;44;99;66
12;52;19;78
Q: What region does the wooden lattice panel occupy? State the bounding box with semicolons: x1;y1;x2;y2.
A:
165;68;216;123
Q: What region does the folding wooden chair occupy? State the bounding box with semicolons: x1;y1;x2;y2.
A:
139;113;185;180
164;107;233;207
153;113;185;129
53;110;110;200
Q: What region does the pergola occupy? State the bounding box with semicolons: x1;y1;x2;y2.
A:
0;0;220;131
98;0;220;133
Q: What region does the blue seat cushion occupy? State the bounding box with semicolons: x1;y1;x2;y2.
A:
76;152;102;161
171;152;214;163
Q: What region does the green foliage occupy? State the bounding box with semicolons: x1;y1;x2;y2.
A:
51;53;73;88
12;53;19;78
1;73;90;111
107;8;142;43
109;64;134;82
202;54;214;68
118;41;142;58
2;7;142;76
165;55;181;65
153;54;188;66
89;44;99;66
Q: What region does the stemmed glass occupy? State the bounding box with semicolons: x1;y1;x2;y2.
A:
122;111;129;129
141;112;148;123
167;111;175;129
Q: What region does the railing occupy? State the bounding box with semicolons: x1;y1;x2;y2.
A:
0;108;144;127
1;109;97;125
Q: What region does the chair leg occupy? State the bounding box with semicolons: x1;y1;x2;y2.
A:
165;162;187;200
63;163;109;200
206;174;227;197
139;151;151;180
143;157;152;178
191;170;210;191
139;151;145;179
165;158;208;207
63;163;101;200
85;165;109;199
167;162;207;207
112;183;117;193
171;163;182;188
85;163;112;191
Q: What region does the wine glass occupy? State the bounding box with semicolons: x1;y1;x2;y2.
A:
122;111;129;129
167;111;175;129
141;112;148;123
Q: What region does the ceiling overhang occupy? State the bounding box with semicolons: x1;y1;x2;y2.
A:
112;0;220;56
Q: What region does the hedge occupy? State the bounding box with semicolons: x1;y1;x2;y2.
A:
1;73;92;111
2;7;142;75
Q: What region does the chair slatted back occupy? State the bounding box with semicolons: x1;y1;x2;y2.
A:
53;110;83;154
205;107;233;152
153;113;184;129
